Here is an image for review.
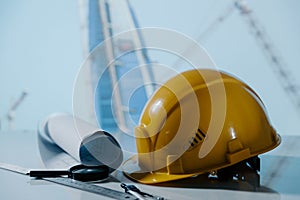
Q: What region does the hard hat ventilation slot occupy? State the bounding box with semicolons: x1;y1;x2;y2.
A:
188;129;206;150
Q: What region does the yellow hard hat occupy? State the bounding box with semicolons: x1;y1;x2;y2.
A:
123;69;280;184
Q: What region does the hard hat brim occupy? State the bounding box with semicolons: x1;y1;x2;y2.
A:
122;155;197;184
123;134;281;184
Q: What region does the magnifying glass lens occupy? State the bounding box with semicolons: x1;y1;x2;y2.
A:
69;165;109;182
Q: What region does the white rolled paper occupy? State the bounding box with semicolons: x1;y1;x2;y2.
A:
44;113;123;170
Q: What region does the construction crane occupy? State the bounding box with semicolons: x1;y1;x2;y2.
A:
6;90;28;130
174;0;300;115
235;0;300;113
172;4;235;69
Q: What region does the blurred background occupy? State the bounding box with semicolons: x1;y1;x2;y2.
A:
0;0;299;135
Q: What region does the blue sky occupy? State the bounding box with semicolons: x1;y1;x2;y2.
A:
0;0;300;135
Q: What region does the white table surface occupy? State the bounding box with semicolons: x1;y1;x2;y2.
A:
0;131;299;200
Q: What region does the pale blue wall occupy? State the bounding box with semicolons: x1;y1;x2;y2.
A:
0;0;300;135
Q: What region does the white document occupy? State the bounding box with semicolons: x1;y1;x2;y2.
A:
41;113;123;171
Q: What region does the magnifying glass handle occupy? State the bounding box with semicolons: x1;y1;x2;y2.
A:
29;170;69;178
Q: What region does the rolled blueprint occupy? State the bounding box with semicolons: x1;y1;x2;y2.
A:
41;113;123;171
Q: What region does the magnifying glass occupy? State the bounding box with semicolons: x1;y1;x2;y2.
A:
29;164;110;182
0;162;109;182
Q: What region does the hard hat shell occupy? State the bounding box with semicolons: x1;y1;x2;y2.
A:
123;69;280;184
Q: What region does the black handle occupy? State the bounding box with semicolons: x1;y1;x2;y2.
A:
29;170;69;178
